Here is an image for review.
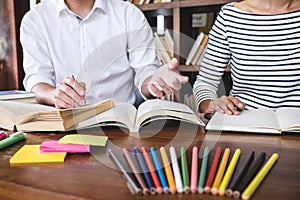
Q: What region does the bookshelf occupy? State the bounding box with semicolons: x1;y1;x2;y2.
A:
137;0;239;101
137;0;239;72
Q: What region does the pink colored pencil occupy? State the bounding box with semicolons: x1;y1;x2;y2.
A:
190;146;198;193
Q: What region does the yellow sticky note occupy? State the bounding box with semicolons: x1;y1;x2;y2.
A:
10;145;66;166
58;134;108;146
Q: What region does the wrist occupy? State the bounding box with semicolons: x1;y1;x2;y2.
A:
200;99;212;113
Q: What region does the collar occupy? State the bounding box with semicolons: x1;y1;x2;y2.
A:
57;0;107;17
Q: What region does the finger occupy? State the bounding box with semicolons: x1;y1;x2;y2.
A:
56;82;83;106
53;90;77;108
155;77;173;95
228;96;245;114
65;77;86;96
148;83;164;97
166;58;179;70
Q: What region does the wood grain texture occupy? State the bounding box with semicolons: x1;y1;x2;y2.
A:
0;121;299;200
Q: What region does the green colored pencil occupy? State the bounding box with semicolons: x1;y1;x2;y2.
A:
198;147;209;193
180;146;190;193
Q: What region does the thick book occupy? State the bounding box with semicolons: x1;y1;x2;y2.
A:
0;99;113;132
206;108;300;134
77;99;205;133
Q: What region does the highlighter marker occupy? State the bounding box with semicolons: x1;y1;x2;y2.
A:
0;132;26;150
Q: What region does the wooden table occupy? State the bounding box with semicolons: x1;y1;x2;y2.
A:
0;121;299;200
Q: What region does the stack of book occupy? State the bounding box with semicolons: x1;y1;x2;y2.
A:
154;29;174;64
185;32;209;66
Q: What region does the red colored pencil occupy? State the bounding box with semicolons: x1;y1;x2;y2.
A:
204;147;222;193
141;147;163;194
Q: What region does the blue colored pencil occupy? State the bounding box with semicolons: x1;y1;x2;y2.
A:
134;147;156;194
150;147;169;193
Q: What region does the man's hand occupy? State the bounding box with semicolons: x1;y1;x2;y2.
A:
142;58;189;98
200;96;246;116
32;77;86;108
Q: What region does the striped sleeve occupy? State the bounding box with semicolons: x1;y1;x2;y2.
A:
193;7;231;109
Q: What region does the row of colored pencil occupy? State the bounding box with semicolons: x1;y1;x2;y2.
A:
108;146;278;199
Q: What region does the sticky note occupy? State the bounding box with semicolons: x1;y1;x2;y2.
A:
58;134;108;146
10;145;66;165
40;140;90;153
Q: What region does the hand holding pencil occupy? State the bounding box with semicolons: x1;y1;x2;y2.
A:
52;75;86;108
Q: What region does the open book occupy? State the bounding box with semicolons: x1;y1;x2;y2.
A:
77;99;204;133
206;108;300;134
0;99;113;132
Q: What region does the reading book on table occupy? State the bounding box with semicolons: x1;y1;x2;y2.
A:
0;99;113;132
206;108;300;134
77;99;205;133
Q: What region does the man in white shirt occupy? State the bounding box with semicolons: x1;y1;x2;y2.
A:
21;0;188;108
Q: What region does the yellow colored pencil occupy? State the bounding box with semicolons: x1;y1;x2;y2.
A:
211;147;230;195
241;153;279;200
218;149;241;196
160;147;176;194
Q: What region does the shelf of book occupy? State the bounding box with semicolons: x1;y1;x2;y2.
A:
177;64;199;72
138;0;238;11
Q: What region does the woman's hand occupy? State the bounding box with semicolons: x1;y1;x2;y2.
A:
201;95;246;115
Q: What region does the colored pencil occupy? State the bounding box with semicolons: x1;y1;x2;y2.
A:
190;146;198;193
241;153;279;200
108;149;142;195
226;151;255;197
150;147;169;194
123;148;149;195
211;147;231;195
180;146;190;193
169;146;183;193
204;147;221;193
198;147;209;193
134;147;156;194
141;147;163;194
160;147;176;194
218;148;241;196
233;152;266;198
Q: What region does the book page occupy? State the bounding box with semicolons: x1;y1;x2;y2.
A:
206;109;281;134
136;99;203;130
276;108;300;132
0;101;55;123
77;103;137;131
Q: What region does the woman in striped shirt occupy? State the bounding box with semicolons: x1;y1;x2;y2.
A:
193;0;300;116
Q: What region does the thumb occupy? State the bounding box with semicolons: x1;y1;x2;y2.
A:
179;76;189;84
167;58;178;70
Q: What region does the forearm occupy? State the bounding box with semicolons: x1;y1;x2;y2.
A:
32;83;56;106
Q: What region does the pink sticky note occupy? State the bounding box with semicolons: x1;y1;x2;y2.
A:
40;140;90;153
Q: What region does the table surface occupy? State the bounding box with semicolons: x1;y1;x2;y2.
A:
0;121;300;200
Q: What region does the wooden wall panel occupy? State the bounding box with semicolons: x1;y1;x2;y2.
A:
0;0;18;90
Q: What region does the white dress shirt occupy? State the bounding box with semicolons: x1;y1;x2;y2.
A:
21;0;160;105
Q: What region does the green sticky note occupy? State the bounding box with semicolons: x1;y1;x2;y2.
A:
58;134;108;146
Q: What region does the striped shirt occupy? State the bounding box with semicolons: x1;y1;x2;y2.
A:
193;3;300;110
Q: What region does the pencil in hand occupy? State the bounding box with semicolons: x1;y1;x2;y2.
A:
71;75;86;104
